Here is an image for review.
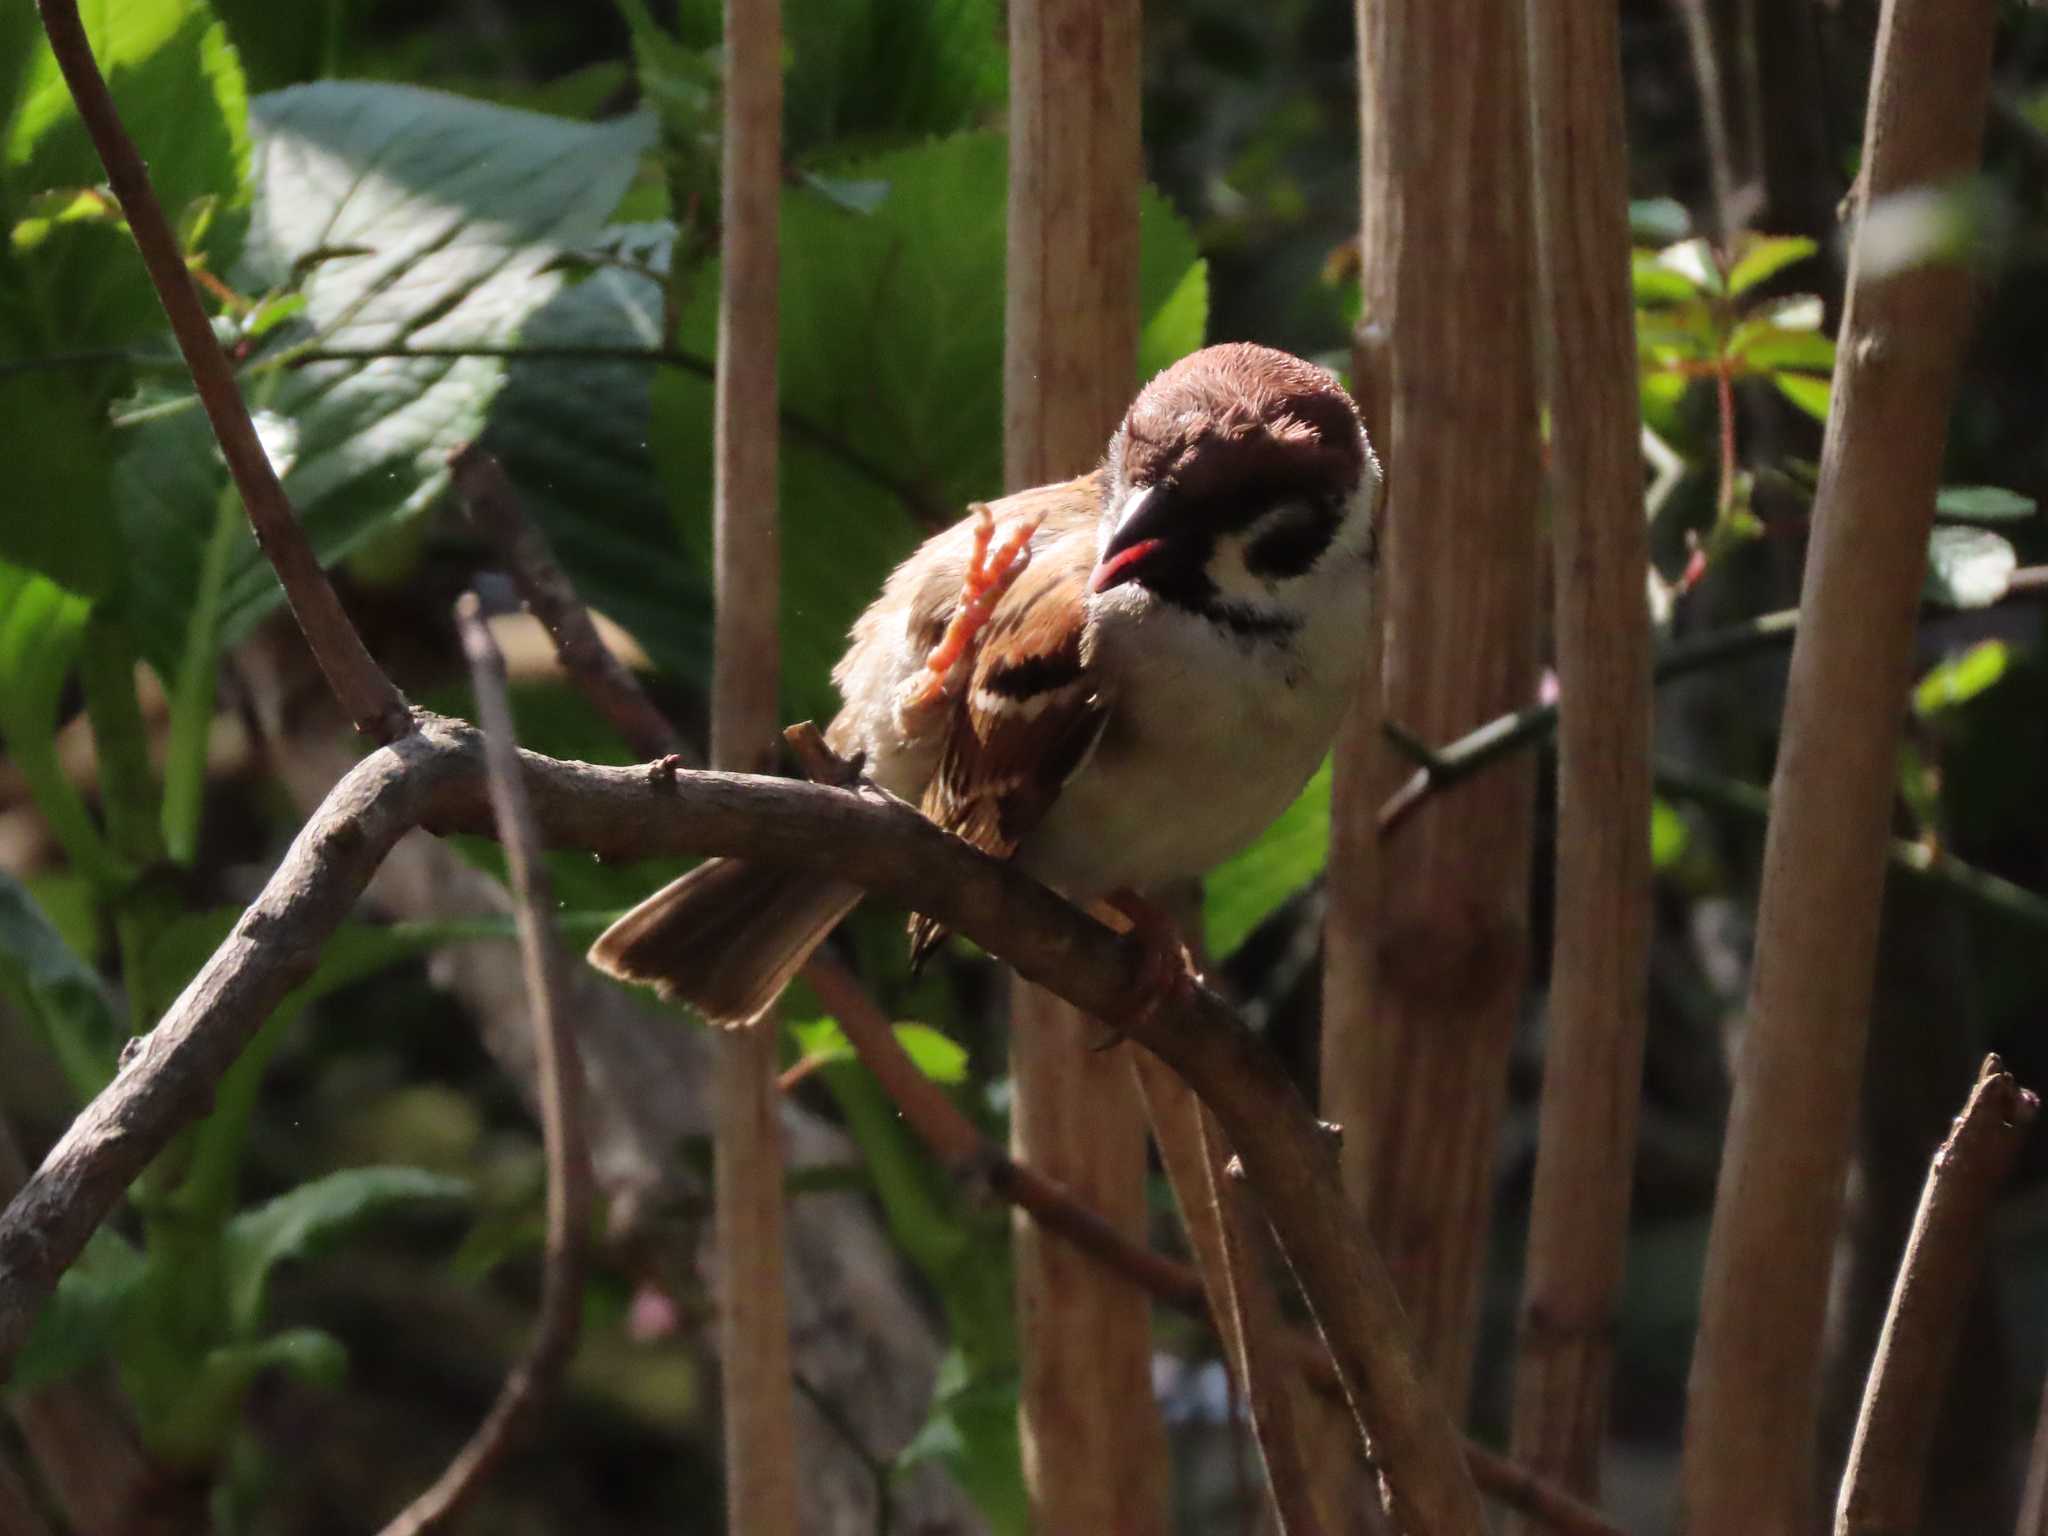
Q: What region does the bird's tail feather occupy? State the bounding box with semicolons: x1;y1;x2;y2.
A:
587;858;862;1028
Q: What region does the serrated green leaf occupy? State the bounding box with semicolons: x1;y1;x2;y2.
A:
6;1227;145;1395
1934;484;2037;523
0;870;122;1097
1205;757;1330;957
1913;640;2009;717
1725;234;1818;296
1923;525;2017;610
1771;370;1832;422
112;84;654;678
784;0;1006;156
223;1166;468;1334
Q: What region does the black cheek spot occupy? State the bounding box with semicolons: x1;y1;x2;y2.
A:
1243;499;1342;581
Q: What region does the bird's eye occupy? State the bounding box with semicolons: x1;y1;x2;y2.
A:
1243;497;1342;580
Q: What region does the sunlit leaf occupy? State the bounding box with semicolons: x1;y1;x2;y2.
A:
1923;525;2017;610
1771;370;1832;422
1913;640;2009;717
113;84;654;677
1655;238;1721;295
1651;798;1690;873
1631;248;1700;305
1725;234;1818;296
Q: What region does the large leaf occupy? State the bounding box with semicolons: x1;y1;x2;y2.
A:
0;871;122;1099
223;1165;469;1334
648;132;1208;723
5;0;250;352
112;84;654;675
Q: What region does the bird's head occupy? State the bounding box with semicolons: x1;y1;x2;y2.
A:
1090;344;1379;638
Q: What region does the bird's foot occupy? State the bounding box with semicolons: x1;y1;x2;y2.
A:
1087;889;1204;1050
899;503;1042;719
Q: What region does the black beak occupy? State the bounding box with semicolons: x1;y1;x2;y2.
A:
1091;486;1177;594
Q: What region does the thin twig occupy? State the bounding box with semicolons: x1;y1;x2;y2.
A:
447;444;690;764
1378;570;2048;837
378;602;592;1535
1655;758;2048;932
1835;1055;2037;1536
31;0;410;743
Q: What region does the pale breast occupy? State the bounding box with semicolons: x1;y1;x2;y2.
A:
1017;572;1370;896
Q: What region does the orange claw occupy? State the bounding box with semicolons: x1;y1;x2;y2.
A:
907;504;1042;711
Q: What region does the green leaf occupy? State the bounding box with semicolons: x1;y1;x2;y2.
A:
223;1166;468;1334
1631;247;1701;305
1650;798;1690;873
160;483;242;863
1934;485;2037;523
1923;525;2017;610
1913;640;2009;717
0;562;129;887
1654;238;1721;296
0;870;122;1097
1725;296;1832;372
783;0;1006;156
6;1227;146;1394
6;0;251;350
152;1327;347;1466
1628;197;1690;245
1725;234;1818;296
897;1349;1027;1536
790;1017;968;1084
1771;370;1832;422
1205;757;1330;957
112;84;655;678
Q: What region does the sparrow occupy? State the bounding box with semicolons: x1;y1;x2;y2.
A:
588;342;1381;1025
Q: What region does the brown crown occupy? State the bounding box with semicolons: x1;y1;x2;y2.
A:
1108;343;1366;505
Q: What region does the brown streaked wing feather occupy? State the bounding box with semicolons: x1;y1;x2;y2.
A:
908;545;1107;966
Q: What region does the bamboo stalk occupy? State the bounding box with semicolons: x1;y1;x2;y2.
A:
1678;0;2000;1524
1344;0;1543;1416
708;0;798;1528
1004;1;1167;1527
1509;0;1653;1508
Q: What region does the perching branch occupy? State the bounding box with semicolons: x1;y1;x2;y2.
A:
31;0;410;743
1834;1056;2037;1536
379;602;594;1535
0;716;1481;1533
